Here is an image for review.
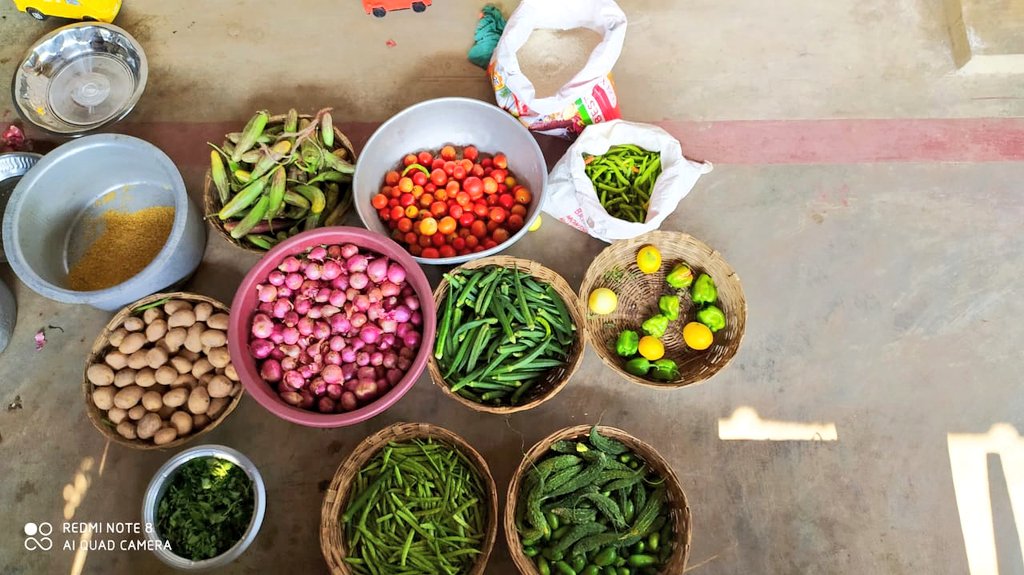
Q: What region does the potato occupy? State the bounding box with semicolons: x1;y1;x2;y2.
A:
143;307;164;324
164;300;192;315
146;347;169;369
200;329;227;349
170;411;193;436
178;348;200;362
164;328;187;352
191;358;214;379
224;364;239;382
108;328;129;348
207;347;231;369
107;407;128;425
141;390;164;411
168;309;197;329
153;427;178;446
135;368;157;388
194;302;214;322
207;397;229;419
207;375;234;398
173;373;198;389
127;350;150;370
155;366;178;385
104;351;128;370
199;373;214;385
163;387;189;408
188;387;210;415
114;385;144;409
92;387;116;410
192;414;211;429
114;368;138;388
116;421;137;439
170;356;193;375
145;319;168;343
184;324;205;353
158;404;176;419
207;313;230;331
123;316;145;332
119;332;147;355
231;383;242;396
128;405;146;421
137;413;162;439
87;364;115;386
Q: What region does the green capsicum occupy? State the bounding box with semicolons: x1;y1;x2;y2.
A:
650;359;679;381
665;263;693;289
641;315;669;338
696;305;726;332
615;330;639;357
658;295;680;321
691;273;717;305
625;357;651;376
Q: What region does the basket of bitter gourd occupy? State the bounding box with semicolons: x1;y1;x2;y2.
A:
506;425;691;575
205;108;357;253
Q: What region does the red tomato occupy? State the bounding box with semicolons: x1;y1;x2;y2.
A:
411;185;424;199
514;187;532;204
455;191;471;207
429;168;446;187
465;235;479;249
424;182;437;194
482;177;498;195
419;193;434;208
482;239;497;250
390;205;405;221
421;247;440;259
505;176;517;187
507;214;525;230
385;171;400;185
442;161;455;176
419;217;438;236
396;217;413;233
493;153;508;170
484;195;496;206
417;151;433;165
445;180;460;196
452;237;466;251
459;212;476;227
409;244;423;256
438;216;457;235
473;245;485;253
486;220;499;232
431;158;445;170
490;169;506;183
399;194;415;207
388;197;399;208
430;201;448;217
404;231;417;244
498;184;508;194
418;234;432;247
510;204;527;217
470;220;487;238
402;154;417;166
371;194;388;209
434;188;449;202
391;229;403;241
492;228;510;244
463;177;483;197
440;145;457;161
412;171;428;187
463;146;479;161
404;205;419;218
473;202;489;218
459;159;474;173
481;157;493;168
458;228;470;238
489;207;507;223
398;177;414;193
438;245;456;258
431;233;446;247
452;165;467;180
449;204;464;219
471;164;485;177
498;194;515;210
378;208;390;221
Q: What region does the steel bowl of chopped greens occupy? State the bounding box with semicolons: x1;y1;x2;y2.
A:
142;444;267;570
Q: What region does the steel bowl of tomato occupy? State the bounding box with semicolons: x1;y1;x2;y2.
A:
354;97;547;265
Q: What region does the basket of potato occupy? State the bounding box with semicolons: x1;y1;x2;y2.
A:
83;292;244;449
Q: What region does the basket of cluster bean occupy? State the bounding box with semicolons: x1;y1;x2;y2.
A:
83;293;244;450
320;422;499;575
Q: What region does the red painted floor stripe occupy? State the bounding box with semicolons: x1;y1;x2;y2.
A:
106;117;1024;168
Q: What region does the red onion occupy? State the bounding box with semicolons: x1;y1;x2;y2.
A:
402;330;421;349
411;311;422;326
257;301;274;315
299;390;315;409
269;330;285;345
294;298;311;315
285;273;303;290
330;314;351;334
341;348;357;364
268;270;286;286
282;371;304;391
310;378;327;396
380;318;397;334
326;383;343;399
257;284;277;303
328;335;346;352
308;306;323;319
282;326;300;345
280;390;302;405
277;286;293;298
375;380;390;396
314;321;331;340
308;246;327;261
283;311;300;327
353;380;377;402
279;256;301;273
297;317;314;336
356;351;370;367
354;295;371;312
404;295;420;311
318;397;335;413
368;287;383;303
260;359;283;382
347;254;368;272
281;356;298;371
250;339;273;359
252;314;274;339
351;313;367;329
386;368;403;385
341;363;356;381
398;346;414;359
329;290;347;307
370;352;383;366
305;263;323;281
269;347;286;360
340;243;358;258
380;281;401;297
322;364;343;384
392;305;412;323
340;391;358;411
366;257;389;283
349;272;368;290
325;350;342;365
397;357;412;371
273;299;291;319
387;263;407;284
328;244;343;258
360;325;382;344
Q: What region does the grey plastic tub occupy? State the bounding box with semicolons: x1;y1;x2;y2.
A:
142;445;267;570
2;134;206;311
0;279;14;355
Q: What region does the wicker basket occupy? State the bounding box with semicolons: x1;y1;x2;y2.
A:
82;292;244;450
505;425;692;575
204;113;358;253
320;422;499;575
427;256;586;415
579;230;746;389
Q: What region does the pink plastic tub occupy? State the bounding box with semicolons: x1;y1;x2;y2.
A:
228;227;437;428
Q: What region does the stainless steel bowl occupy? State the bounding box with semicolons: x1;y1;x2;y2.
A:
0;152;41;262
354;97;548;266
13;22;147;136
142;445;267;571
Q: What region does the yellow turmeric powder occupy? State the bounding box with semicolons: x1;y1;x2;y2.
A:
67;207;175;291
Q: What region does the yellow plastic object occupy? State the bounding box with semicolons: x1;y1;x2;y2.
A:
12;0;121;22
528;214;542;232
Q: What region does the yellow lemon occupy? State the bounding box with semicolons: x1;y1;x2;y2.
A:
638;336;665;361
588;288;618;315
528;215;542;232
683;322;714;351
636;245;662;274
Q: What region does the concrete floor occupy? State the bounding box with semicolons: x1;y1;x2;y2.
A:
2;1;1024;574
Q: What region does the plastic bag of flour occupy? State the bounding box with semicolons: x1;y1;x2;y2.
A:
545;120;713;242
488;0;627;139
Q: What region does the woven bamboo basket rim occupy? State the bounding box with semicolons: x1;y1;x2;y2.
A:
504;425;692;575
82;292;244;451
204;112;358;253
319;422;499;575
579;230;747;390
426;255;586;415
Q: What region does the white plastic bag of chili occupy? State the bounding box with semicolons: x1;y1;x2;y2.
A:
488;0;627;139
545;119;713;242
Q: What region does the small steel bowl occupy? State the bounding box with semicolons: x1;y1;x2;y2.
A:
142;445;267;570
0;152;41;262
13;22;147;136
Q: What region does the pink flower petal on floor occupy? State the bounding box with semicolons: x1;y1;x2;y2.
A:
386;39;397;47
34;329;45;351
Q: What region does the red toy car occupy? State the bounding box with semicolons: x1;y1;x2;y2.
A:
363;0;431;17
